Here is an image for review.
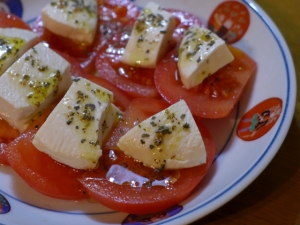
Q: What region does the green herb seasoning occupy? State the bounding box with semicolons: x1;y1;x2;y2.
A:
178;26;217;62
49;0;97;28
0;36;25;72
63;79;114;148
8;47;63;107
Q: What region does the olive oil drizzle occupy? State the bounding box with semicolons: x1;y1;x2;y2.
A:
8;47;62;107
0;36;25;72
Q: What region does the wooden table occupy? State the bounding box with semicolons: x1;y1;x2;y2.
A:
191;0;300;224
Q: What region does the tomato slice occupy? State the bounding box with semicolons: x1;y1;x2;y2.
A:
154;45;257;118
5;105;86;200
0;12;31;30
85;74;132;111
54;50;88;78
94;0;165;99
0;119;20;141
6;131;86;200
97;0;140;23
79;98;215;214
94;7;206;99
31;15;99;58
0;119;20;165
95;56;160;98
0;143;9;165
31;0;140;74
104;98;170;149
168;9;204;45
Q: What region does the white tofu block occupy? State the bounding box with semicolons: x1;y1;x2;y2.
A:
41;0;98;45
0;28;38;75
121;2;176;68
178;25;234;89
0;42;72;132
32;77;118;170
117;100;206;170
101;103;122;142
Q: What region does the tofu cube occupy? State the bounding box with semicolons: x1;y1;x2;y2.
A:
41;0;98;45
178;25;234;89
117;100;206;170
121;2;176;68
0;28;38;76
0;42;72;131
33;77;121;170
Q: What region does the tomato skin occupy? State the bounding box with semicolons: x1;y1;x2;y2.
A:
79;98;215;214
154;45;257;118
0;12;31;30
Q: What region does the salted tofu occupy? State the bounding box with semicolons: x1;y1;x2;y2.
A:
0;42;71;132
32;77;121;170
41;0;98;45
121;2;176;68
0;28;38;76
117;100;206;170
178;25;234;89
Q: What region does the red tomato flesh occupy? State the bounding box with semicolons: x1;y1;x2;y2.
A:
31;0;140;74
0;119;20;165
154;45;257;118
95;57;160;98
5;105;86;200
94;7;205;99
54;50;88;78
79;98;215;214
0;143;9;165
0;12;31;30
6;131;86;200
168;9;204;45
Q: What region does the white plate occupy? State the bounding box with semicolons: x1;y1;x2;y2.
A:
0;0;296;224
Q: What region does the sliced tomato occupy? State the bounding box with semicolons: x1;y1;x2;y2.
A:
94;0;165;99
0;119;20;165
97;0;140;23
0;119;20;141
79;98;215;214
0;143;9;165
154;45;257;118
5;104;86;200
0;12;31;30
104;98;170;149
54;50;88;78
94;7;206;99
95;56;160;98
31;15;100;64
85;74;132;111
168;9;204;45
6;131;86;200
31;0;140;74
